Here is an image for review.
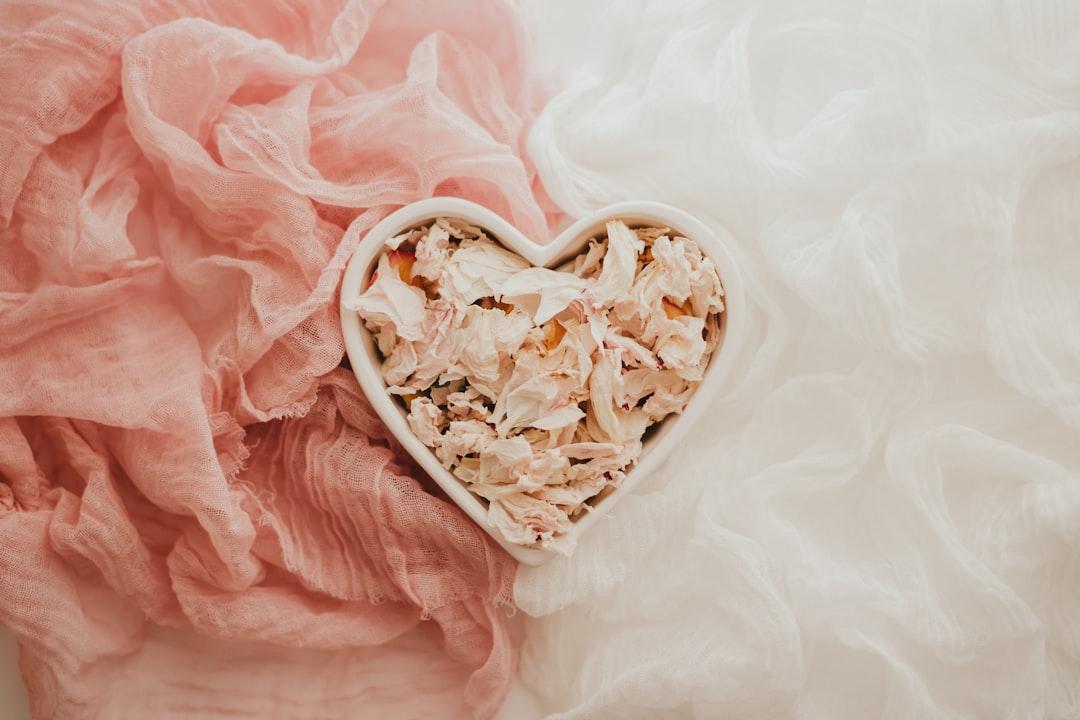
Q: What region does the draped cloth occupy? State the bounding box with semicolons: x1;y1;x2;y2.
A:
5;0;1080;718
0;0;556;717
519;1;1080;718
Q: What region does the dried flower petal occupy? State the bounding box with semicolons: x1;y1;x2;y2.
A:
347;252;427;342
444;239;530;305
406;396;445;447
501;267;589;324
488;492;572;545
436;418;496;467
588;220;643;306
412;224;451;282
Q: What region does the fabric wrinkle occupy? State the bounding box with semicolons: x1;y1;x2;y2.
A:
0;0;553;717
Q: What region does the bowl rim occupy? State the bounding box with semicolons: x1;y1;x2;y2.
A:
340;197;745;566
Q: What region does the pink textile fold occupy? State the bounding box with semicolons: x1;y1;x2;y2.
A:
0;0;556;717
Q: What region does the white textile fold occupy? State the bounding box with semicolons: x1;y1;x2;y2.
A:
519;0;1080;717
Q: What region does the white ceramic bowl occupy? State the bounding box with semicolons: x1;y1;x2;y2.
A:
340;198;744;566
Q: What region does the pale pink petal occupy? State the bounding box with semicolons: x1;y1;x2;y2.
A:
500;267;589;323
487;493;572;547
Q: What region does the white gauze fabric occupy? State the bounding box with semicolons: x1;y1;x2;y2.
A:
517;0;1080;718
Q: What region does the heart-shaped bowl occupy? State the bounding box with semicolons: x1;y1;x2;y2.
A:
340;198;744;566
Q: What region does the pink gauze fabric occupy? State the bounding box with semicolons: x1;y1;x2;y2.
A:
0;0;558;717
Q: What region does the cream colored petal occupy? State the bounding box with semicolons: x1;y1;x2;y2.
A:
452;306;505;384
557;441;623;460
444;238;530;304
586;350;622;442
572;238;607;278
406;299;462;392
529;449;572;485
436;216;484;239
616;368;682;409
642;380;696;417
385;231;409;250
450;457;481;484
686;244;725;316
531;403;586;432
348;253;427;342
382;338;418;387
500;267;589;323
588;220;643;306
436;419;496;468
613;261;663;331
489;307;533;355
492;374;561;435
488;492;572;546
406;396;445;448
652;315;708;373
530;470;609;510
651;235;694;302
413;223;451;282
604;327;659;369
478;436;534;485
445;387;491;421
